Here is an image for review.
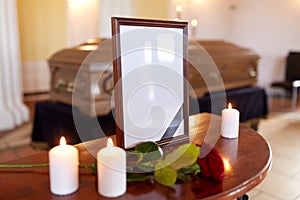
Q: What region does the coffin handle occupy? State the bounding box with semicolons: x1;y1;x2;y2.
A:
101;72;114;95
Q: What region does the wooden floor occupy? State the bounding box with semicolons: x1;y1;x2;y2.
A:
0;93;50;162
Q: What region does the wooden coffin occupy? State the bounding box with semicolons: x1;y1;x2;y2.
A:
188;40;259;97
48;39;259;116
48;38;114;117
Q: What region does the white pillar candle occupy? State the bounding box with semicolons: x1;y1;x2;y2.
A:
221;103;240;139
97;138;126;197
49;136;79;195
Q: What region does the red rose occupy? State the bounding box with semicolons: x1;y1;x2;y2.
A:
196;143;225;181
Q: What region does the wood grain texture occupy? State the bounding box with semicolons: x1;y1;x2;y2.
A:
0;113;272;200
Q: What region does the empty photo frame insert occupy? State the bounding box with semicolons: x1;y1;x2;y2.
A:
112;17;189;149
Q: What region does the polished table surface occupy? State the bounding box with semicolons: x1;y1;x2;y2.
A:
0;113;272;200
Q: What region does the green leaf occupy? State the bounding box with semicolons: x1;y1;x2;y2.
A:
127;150;144;164
164;144;200;170
154;160;177;186
177;171;187;182
135;141;159;153
192;163;201;175
134;162;155;173
127;173;153;182
178;163;200;175
135;141;162;163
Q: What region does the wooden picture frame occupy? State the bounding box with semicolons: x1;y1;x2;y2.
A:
112;17;189;149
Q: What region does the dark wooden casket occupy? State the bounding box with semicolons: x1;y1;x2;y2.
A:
48;38;259;116
188;40;259;97
48;38;113;117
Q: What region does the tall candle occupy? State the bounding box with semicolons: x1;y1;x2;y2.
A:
49;136;79;195
221;103;240;138
97;138;126;197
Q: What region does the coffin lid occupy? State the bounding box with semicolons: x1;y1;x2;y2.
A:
48;38;112;66
190;40;259;59
48;38;259;66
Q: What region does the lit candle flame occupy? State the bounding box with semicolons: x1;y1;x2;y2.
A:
60;136;67;146
228;103;232;109
107;138;113;148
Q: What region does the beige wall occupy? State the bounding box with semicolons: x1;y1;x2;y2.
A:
136;0;168;19
17;0;67;93
16;0;167;93
99;0;168;37
17;0;67;61
17;0;168;62
15;0;300;94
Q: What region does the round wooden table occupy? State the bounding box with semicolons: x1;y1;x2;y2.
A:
0;113;272;200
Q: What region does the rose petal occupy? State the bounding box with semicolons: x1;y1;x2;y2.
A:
197;143;225;181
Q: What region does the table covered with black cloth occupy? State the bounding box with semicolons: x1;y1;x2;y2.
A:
31;86;268;148
31;102;115;148
190;86;268;122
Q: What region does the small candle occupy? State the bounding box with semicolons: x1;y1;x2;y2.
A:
176;4;183;13
49;136;79;195
191;19;198;38
97;138;126;197
176;4;182;19
191;19;198;27
221;103;240;138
